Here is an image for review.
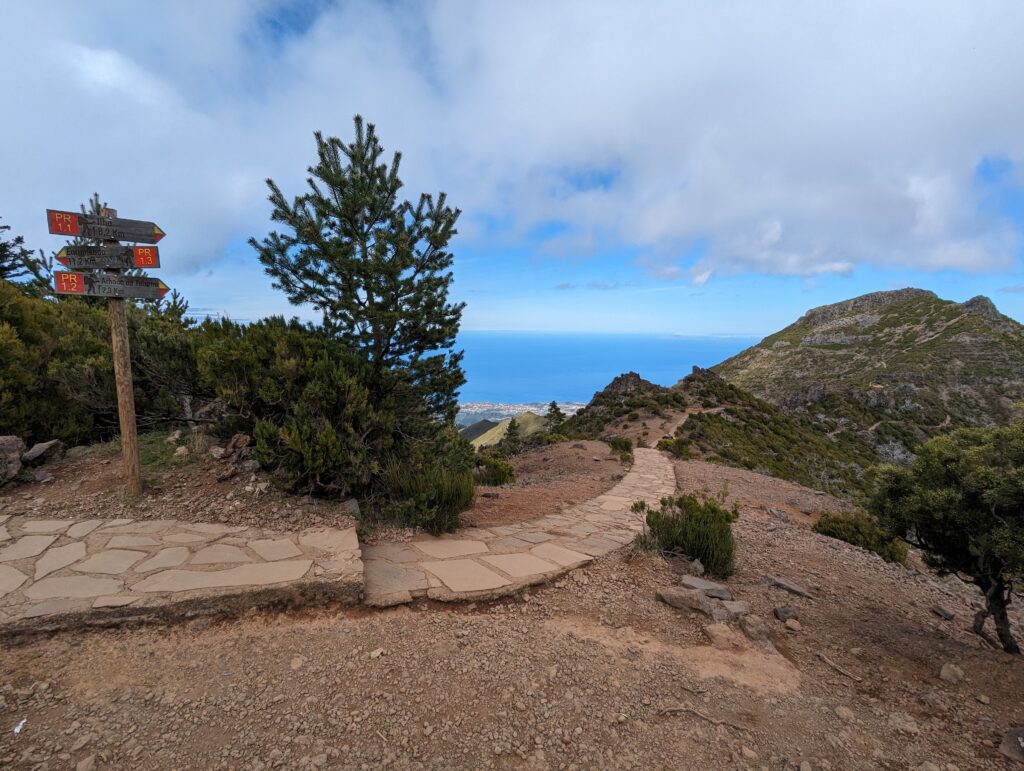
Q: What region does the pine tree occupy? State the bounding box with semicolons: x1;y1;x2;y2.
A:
501;417;522;456
0;217;39;284
545;400;566;432
251;117;465;426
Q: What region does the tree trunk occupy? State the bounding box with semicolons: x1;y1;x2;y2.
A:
986;577;1021;655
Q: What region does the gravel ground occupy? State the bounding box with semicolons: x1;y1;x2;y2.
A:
2;507;1022;770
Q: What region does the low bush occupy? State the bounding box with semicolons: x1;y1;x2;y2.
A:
474;452;516;485
635;494;738;578
607;436;633;454
812;512;908;564
379;459;475;535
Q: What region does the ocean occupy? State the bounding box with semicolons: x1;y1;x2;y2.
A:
456;331;760;405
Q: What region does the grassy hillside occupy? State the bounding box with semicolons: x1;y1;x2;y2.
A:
712;289;1024;459
471;411;547;448
562;372;686;438
459;419;498;442
666;369;879;500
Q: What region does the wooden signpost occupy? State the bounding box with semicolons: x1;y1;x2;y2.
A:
56;244;160;270
46;209;165;244
47;205;171;496
54;272;169;299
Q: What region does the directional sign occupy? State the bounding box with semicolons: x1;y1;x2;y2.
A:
54;271;169;300
47;209;165;244
56;244;160;270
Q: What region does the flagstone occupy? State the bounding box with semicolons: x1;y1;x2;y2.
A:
66;520;104;538
93;595;141;608
0;526;9;543
298;528;359;554
0;565;28;598
249;538;302;562
132;560;313;593
363;560;429;594
107;535;161;549
26;575;123;599
21;598;90;618
482;553;559;579
529;542;592;568
0;535;57;562
421;559;510;593
413;539;489;559
516;531;554;544
135;547;190;573
184;523;247;534
164;532;211;544
72;549;146;574
191;544;253;565
360;542;421;564
35;542;87;579
101;521;175;534
20;519;71;534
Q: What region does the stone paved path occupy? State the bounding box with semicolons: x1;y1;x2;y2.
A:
0;448;675;634
362;448;675;606
0;515;362;637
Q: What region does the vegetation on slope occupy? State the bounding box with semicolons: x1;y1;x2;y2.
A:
665;368;879;500
563;372;685;438
712;288;1024;460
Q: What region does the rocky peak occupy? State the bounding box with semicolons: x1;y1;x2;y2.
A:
799;288;936;328
959;295;1000;320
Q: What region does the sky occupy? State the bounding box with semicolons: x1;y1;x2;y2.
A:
4;1;1024;337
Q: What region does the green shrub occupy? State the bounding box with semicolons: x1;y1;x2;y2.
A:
475;452;516;485
813;512;908;564
636;494;738;578
607;436;633;454
379;459;474;534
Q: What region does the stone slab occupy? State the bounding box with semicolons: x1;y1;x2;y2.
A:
66;520;103;538
26;575;123;599
73;549;146;574
413;540;489;560
106;535;160;549
420;559;510;593
191;544;253;565
132;560;313;593
298;528;359;554
21;519;72;534
35;542;86;579
481;553;559;579
249;538;302;562
363;560;429;595
135;547;190;573
529;542;592;568
0;535;57;562
0;565;28;598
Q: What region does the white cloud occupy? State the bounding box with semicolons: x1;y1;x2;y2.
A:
3;0;1024;293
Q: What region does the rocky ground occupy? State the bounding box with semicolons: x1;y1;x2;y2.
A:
0;438;358;534
2;431;1023;769
2;461;1023;769
463;441;625;528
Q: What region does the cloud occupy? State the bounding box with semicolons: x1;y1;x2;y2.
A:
554;282;576;290
3;0;1024;296
1000;285;1024;294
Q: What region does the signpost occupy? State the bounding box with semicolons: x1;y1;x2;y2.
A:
46;209;165;244
56;244;160;270
55;272;169;299
47;205;172;496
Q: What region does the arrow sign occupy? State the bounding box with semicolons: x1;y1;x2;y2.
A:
54;272;170;300
56;244;161;270
47;209;165;244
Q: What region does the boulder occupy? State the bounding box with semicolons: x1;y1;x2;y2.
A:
0;436;26;486
999;726;1024;764
679;575;733;600
765;574;813;598
931;605;955;621
768;507;789;522
657;587;714;616
774;606;799;622
939;662;964;684
21;439;64;466
722;600;751;618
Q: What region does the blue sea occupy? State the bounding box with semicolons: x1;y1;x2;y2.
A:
456;331;760;404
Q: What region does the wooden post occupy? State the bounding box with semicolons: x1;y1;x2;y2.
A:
102;207;143;495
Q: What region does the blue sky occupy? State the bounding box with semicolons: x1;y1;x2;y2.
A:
5;1;1024;337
